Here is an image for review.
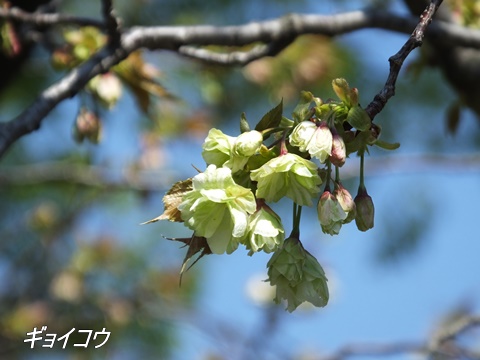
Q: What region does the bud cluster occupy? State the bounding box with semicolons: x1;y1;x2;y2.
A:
146;78;398;311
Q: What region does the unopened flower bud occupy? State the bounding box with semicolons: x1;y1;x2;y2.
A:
329;130;346;167
317;190;347;235
334;183;356;224
354;186;375;231
233;130;263;157
73;108;102;144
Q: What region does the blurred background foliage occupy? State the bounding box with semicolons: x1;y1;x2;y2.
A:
0;0;479;359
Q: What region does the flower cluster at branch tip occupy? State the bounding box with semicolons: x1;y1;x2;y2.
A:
145;78;399;311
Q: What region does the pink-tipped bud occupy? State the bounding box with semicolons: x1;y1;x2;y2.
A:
73;108;102;144
329;129;346;167
334;183;356;224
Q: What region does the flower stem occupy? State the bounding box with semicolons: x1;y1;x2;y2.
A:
359;153;366;190
291;202;301;238
280;130;289;155
324;160;332;192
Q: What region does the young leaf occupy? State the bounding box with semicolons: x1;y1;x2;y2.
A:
292;91;314;123
141;178;192;224
255;99;283;132
347;105;371;131
374;139;401;150
332;78;351;105
240;112;251;133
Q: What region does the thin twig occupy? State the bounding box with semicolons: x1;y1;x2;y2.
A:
178;38;291;66
432;315;480;345
365;0;444;120
319;314;480;360
101;0;121;46
0;7;105;28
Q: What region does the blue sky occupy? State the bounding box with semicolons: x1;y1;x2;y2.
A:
152;2;480;358
12;1;480;359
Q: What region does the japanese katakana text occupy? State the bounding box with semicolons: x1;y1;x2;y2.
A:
24;327;110;349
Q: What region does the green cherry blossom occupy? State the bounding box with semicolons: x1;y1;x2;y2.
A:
245;204;285;255
250;153;321;206
289;121;333;163
267;237;329;312
178;165;256;254
202;128;264;173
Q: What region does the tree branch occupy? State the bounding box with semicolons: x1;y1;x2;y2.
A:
365;0;443;120
101;0;121;46
177;40;290;65
0;44;129;157
319;314;480;360
3;3;480;159
0;6;105;28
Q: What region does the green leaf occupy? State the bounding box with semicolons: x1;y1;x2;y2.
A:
292;91;314;123
240;112;251;133
347;105;371;131
255;99;283;132
141;178;193;224
374;139;401;150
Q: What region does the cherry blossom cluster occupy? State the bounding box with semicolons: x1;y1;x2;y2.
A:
146;79;398;311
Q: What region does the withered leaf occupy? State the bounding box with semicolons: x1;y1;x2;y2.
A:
142;178;192;224
114;51;175;114
165;234;212;284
